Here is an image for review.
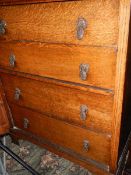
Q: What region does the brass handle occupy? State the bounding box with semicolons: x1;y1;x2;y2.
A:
23;118;29;129
14;88;21;100
80;64;89;80
77;18;87;40
9;53;16;67
0;20;6;35
80;105;88;120
83;140;89;151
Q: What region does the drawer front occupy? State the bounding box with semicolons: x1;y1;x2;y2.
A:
0;0;119;46
1;72;113;133
0;42;116;89
10;104;111;165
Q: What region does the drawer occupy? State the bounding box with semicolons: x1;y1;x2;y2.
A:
0;0;119;46
10;104;111;166
1;72;113;133
0;42;116;89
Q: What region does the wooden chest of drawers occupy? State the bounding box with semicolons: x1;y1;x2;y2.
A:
0;0;131;174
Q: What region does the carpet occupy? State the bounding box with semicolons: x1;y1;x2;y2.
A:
0;136;92;175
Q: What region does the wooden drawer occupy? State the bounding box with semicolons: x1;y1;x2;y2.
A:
0;42;116;89
0;72;113;133
0;0;119;46
10;104;111;166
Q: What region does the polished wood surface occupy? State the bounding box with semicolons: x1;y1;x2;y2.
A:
10;131;112;175
1;72;113;133
0;42;116;90
0;81;9;135
0;0;69;5
110;0;131;171
10;104;111;165
0;0;119;46
119;12;131;170
0;0;130;174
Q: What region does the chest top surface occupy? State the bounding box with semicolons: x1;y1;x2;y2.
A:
0;0;74;5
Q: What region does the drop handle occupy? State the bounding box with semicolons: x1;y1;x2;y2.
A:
80;105;88;120
83;140;89;151
0;20;6;35
14;88;21;100
80;64;89;80
9;53;16;68
23;118;29;129
76;18;87;40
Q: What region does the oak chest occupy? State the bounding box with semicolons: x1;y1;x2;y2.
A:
0;0;131;174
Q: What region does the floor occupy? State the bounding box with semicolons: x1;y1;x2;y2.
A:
0;136;91;175
0;136;131;175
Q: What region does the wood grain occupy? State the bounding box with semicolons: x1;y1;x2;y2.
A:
0;0;68;6
0;0;130;174
0;42;117;90
118;13;131;170
110;0;131;172
0;72;113;134
0;0;119;46
0;81;9;135
10;131;112;175
10;104;111;165
0;68;113;94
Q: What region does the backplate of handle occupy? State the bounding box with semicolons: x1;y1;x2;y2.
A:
83;140;89;151
80;105;88;120
14;88;21;100
23;118;29;129
0;20;6;35
9;53;16;68
77;18;87;40
80;64;89;80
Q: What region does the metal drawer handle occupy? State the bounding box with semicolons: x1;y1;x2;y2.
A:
77;18;87;40
80;64;89;80
23;118;29;129
0;20;6;35
14;88;21;100
9;53;16;67
80;105;88;120
83;140;89;151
